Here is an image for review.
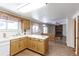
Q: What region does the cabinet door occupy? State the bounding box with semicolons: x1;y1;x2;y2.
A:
19;39;25;51
21;20;27;30
37;40;45;54
32;39;38;52
26;20;30;29
30;39;36;50
37;39;48;55
21;20;30;31
10;39;19;56
23;37;27;48
28;38;33;49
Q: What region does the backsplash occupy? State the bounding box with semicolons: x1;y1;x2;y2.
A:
0;29;32;38
0;30;21;38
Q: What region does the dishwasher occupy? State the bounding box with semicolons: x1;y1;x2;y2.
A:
0;41;10;56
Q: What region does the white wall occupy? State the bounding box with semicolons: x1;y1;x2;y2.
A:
66;17;74;48
48;24;55;35
30;21;43;35
63;24;66;36
30;21;55;35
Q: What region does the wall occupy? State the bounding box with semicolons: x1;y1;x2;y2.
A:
30;21;43;35
30;21;67;38
30;21;55;35
48;24;66;37
63;24;66;36
0;11;22;38
48;24;55;36
66;17;74;48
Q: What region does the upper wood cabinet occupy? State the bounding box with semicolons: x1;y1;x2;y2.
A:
21;19;30;31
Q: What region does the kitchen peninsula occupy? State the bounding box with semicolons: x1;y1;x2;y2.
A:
0;35;49;56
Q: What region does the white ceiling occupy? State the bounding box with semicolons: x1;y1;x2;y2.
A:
0;3;79;24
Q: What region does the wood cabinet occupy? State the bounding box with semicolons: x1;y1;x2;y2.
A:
55;25;63;37
10;39;19;56
10;38;27;56
23;37;28;48
37;39;48;55
37;40;44;54
10;37;48;56
30;38;38;51
27;37;31;49
19;38;26;51
26;20;30;29
27;38;48;55
21;19;30;31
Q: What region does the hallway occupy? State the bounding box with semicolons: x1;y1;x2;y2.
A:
48;40;75;56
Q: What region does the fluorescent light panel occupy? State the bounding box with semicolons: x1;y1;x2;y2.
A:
17;3;46;13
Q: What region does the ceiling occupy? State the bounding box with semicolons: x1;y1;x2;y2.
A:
0;3;79;24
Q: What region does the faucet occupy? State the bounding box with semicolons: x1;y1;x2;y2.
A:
3;33;6;38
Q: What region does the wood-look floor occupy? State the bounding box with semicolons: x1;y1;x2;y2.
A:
15;39;75;56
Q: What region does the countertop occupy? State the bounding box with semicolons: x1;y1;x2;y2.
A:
0;34;48;43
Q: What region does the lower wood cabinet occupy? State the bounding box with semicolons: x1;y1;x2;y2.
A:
19;38;26;51
10;37;48;56
10;39;19;56
37;39;48;55
10;38;27;56
23;37;28;48
27;38;48;55
28;38;38;51
37;40;44;54
27;37;31;49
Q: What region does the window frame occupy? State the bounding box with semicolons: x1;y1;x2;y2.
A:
43;24;48;34
0;19;19;30
32;24;39;33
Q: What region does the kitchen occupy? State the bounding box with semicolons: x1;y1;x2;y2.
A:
0;3;79;56
0;11;49;56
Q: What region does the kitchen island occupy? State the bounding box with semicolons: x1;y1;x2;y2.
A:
0;35;49;56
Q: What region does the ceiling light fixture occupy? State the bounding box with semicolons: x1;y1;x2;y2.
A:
16;3;46;13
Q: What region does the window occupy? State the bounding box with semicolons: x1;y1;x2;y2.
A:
7;21;19;30
0;19;19;30
32;24;39;33
43;24;48;33
0;19;6;29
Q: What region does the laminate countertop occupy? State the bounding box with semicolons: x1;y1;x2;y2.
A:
0;34;49;43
